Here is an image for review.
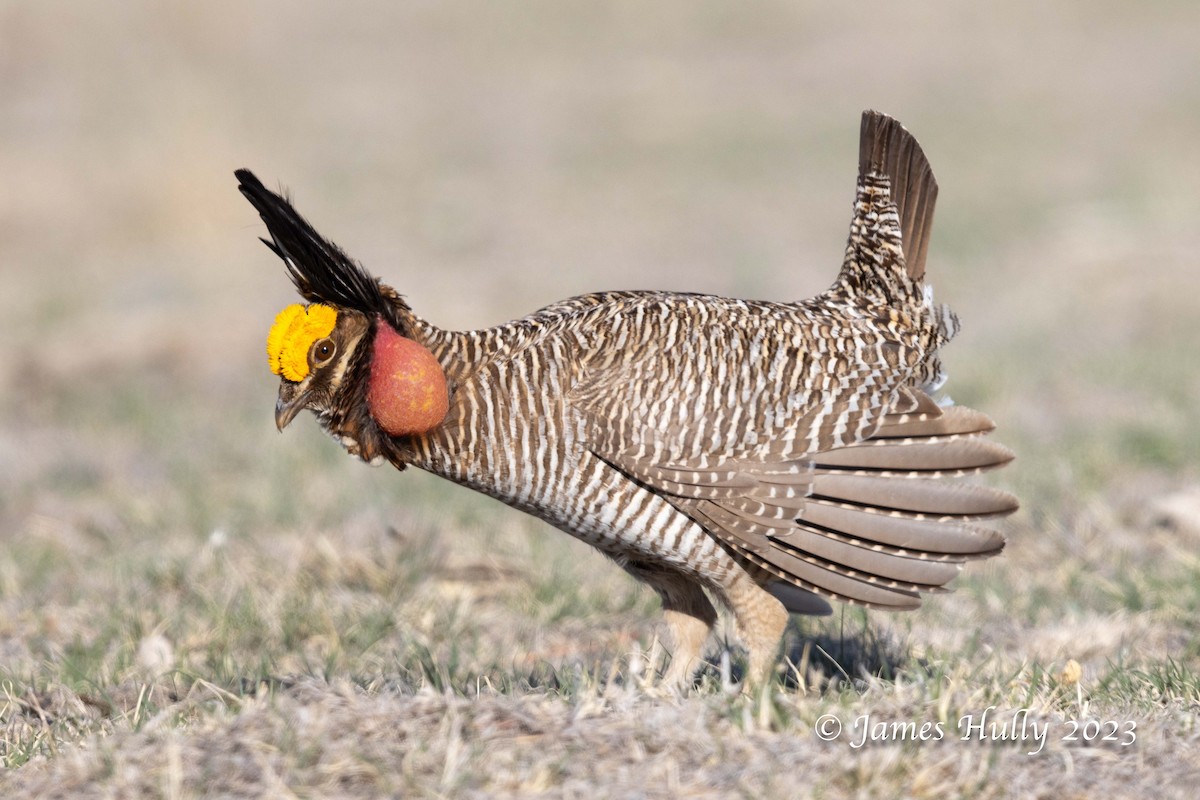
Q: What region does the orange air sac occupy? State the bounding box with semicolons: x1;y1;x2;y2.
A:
367;324;449;436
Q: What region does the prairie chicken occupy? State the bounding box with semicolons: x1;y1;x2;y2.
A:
239;111;1016;687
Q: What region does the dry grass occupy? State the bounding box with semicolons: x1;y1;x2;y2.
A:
3;1;1200;796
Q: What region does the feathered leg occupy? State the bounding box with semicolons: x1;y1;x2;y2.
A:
719;570;789;687
625;564;717;690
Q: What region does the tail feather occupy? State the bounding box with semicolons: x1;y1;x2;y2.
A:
858;111;939;280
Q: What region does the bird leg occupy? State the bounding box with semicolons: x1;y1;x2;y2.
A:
624;564;717;690
720;571;789;688
660;601;716;689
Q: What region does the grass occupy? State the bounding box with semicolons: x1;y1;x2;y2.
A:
3;0;1200;796
3;452;1198;797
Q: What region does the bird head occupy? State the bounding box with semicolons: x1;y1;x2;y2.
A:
238;169;449;462
266;302;371;431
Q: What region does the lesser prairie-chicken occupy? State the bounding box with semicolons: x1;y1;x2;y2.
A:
240;111;1017;687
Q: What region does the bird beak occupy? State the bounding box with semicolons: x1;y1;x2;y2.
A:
275;383;311;431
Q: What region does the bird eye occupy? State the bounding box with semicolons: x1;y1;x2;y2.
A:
312;338;336;365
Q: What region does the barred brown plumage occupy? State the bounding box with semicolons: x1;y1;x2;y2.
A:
238;110;1017;688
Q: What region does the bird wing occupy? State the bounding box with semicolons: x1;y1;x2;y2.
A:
568;311;1015;609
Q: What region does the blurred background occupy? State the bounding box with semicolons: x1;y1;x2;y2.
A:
2;0;1199;681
